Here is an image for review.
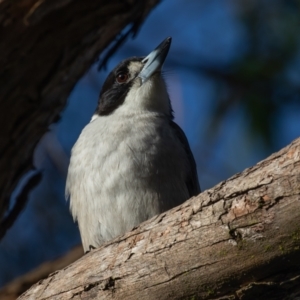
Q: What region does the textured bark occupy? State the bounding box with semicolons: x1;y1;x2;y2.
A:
19;138;300;300
0;0;160;230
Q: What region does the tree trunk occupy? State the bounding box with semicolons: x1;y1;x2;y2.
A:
19;138;300;300
0;0;160;236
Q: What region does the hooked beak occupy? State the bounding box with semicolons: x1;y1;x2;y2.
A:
139;37;172;84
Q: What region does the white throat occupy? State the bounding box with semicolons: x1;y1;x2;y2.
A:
117;75;170;116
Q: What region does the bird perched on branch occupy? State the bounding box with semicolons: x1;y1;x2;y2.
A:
66;37;200;252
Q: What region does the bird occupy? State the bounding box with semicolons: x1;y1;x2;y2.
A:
66;37;200;252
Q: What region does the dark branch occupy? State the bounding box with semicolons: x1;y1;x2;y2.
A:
0;171;42;240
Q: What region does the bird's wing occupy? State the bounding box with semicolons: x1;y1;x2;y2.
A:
170;121;201;197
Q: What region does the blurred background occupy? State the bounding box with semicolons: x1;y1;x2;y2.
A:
1;0;300;289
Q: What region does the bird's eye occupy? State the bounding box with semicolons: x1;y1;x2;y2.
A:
116;72;129;83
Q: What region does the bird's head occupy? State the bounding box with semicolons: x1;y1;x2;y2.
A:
95;37;173;118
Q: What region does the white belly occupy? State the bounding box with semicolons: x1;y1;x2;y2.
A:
66;113;189;251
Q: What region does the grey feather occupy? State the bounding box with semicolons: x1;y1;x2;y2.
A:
170;121;201;197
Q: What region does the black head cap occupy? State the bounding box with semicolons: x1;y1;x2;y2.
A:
95;57;143;116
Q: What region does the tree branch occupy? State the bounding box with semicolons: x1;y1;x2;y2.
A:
0;171;42;239
19;138;300;299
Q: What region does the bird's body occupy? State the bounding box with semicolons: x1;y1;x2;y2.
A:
66;38;200;252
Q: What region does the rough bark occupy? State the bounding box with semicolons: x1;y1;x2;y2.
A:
19;138;300;300
0;0;160;232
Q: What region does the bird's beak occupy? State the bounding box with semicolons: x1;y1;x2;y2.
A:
139;37;172;84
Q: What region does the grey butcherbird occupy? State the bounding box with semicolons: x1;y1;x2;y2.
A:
66;37;200;252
